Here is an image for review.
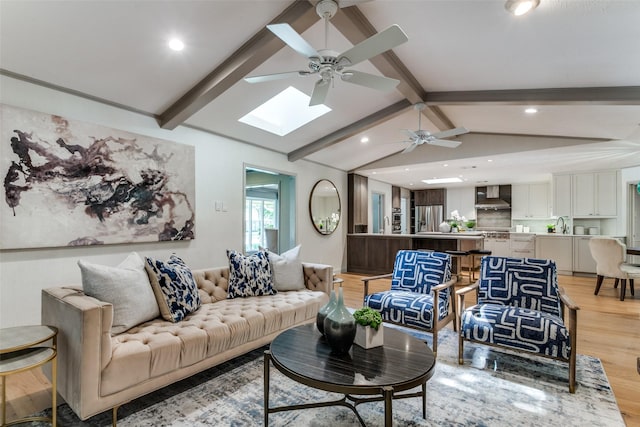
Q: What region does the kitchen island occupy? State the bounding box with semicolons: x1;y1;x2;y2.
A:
347;232;484;275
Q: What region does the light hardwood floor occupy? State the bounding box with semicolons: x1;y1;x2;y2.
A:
3;273;639;426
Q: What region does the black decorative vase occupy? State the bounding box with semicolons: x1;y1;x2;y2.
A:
316;289;337;335
323;287;356;354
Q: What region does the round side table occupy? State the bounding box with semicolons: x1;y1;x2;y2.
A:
0;325;58;426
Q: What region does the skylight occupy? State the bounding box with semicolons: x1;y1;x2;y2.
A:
238;86;331;136
422;177;463;184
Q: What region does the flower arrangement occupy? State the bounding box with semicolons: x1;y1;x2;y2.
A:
353;307;383;330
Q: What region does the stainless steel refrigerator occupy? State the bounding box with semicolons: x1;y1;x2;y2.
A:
415;205;444;232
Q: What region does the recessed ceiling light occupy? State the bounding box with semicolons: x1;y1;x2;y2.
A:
422;177;463;184
525;107;538;114
360;136;369;143
488;159;493;162
404;168;409;171
168;38;185;51
505;0;539;16
372;171;377;175
443;164;449;167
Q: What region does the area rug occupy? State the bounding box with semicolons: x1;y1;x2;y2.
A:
34;325;624;426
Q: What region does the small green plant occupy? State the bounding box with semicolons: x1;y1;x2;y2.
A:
450;221;458;228
547;224;556;232
465;220;476;229
353;307;383;330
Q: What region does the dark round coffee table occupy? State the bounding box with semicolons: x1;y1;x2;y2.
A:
264;323;436;426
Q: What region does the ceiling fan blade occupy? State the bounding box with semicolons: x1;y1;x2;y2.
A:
309;80;330;106
428;138;462;148
341;70;400;91
403;129;419;139
402;143;418;154
244;71;312;83
267;23;319;59
338;24;408;67
432;127;469;139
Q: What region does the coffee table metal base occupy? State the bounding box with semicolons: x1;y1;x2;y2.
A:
264;350;427;426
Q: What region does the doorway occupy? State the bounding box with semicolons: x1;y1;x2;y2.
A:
372;192;385;234
244;166;296;254
628;183;640;263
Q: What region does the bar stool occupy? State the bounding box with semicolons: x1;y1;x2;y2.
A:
468;249;492;281
445;250;471;283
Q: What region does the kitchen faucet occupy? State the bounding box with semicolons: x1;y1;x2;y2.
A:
556;216;568;234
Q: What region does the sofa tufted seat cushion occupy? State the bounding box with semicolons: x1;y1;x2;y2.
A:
100;289;326;395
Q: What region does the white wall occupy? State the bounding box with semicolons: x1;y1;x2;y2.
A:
0;76;347;328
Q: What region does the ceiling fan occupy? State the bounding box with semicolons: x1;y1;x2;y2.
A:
244;0;408;106
400;103;469;154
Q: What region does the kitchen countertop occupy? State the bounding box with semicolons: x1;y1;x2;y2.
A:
348;233;485;240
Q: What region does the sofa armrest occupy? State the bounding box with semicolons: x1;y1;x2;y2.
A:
41;287;114;419
302;262;333;294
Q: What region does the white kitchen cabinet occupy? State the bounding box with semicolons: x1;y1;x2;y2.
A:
572;171;618;217
446;187;476;220
573;236;597;273
535;235;573;274
512;183;550;219
553;174;572;217
484;237;511;257
510;234;536;258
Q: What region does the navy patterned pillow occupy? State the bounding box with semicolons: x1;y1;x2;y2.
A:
226;249;277;299
145;254;201;322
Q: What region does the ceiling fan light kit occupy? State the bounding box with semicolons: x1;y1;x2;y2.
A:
504;0;540;16
244;0;408;106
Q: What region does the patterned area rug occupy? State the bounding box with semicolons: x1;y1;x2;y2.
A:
34;325;623;426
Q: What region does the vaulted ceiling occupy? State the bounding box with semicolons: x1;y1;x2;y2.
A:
1;0;639;189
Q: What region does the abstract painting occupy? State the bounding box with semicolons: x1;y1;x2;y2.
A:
1;104;195;249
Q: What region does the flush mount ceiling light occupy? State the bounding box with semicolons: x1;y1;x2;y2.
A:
505;0;540;16
168;38;184;51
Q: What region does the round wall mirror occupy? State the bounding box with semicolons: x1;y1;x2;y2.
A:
309;179;341;235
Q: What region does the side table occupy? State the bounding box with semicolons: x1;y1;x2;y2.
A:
0;325;58;426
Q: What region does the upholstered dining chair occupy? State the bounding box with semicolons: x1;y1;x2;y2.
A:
361;250;456;355
457;256;579;393
588;236;640;301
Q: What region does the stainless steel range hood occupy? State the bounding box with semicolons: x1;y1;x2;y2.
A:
475;185;512;210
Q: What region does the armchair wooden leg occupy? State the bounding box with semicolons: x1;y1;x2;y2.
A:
569;352;576;393
458;335;464;365
594;275;604;295
432;328;438;355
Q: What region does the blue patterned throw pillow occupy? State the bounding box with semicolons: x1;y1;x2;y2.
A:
226;249;277;298
145;254;201;322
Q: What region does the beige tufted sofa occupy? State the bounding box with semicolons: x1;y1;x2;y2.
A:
41;262;332;422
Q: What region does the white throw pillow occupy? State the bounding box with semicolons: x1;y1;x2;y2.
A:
268;245;305;291
79;252;160;334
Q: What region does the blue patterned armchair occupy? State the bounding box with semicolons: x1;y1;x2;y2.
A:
362;250;456;354
457;257;579;392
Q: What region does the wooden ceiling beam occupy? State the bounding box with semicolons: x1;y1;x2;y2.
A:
158;1;319;130
288;99;411;162
425;86;640;105
330;6;454;130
